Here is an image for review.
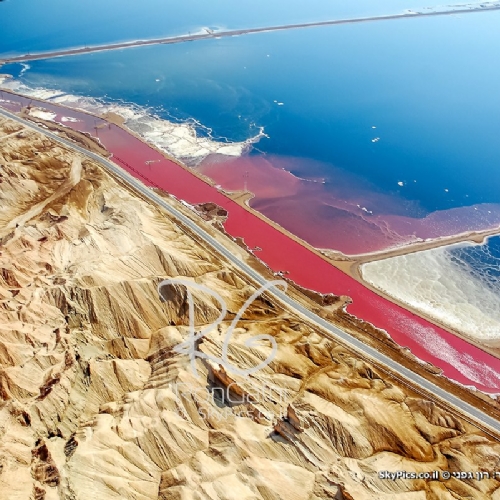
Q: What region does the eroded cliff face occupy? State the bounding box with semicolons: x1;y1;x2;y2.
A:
0;118;499;500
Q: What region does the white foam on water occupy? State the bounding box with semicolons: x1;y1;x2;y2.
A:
0;77;266;165
361;243;500;341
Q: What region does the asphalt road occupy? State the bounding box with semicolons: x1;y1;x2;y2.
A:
1;4;500;65
1;107;498;437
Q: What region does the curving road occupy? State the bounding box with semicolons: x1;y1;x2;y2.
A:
1;107;499;438
1;4;500;65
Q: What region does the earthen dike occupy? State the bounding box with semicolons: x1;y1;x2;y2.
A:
1;4;500;65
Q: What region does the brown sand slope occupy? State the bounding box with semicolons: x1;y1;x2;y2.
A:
0;118;499;500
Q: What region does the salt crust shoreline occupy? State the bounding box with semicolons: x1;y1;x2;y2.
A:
360;240;500;342
0;76;266;166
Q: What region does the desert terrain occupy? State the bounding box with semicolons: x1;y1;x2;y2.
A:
0;116;499;500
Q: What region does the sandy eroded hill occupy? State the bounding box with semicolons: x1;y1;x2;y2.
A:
0;117;499;500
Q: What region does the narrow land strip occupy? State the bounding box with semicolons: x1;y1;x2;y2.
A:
323;225;500;268
1;4;499;64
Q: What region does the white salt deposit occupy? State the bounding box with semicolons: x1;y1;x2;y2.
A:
29;109;57;121
361;243;500;340
0;77;266;165
398;318;500;387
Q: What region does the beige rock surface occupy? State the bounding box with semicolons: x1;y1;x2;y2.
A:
0;117;499;499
